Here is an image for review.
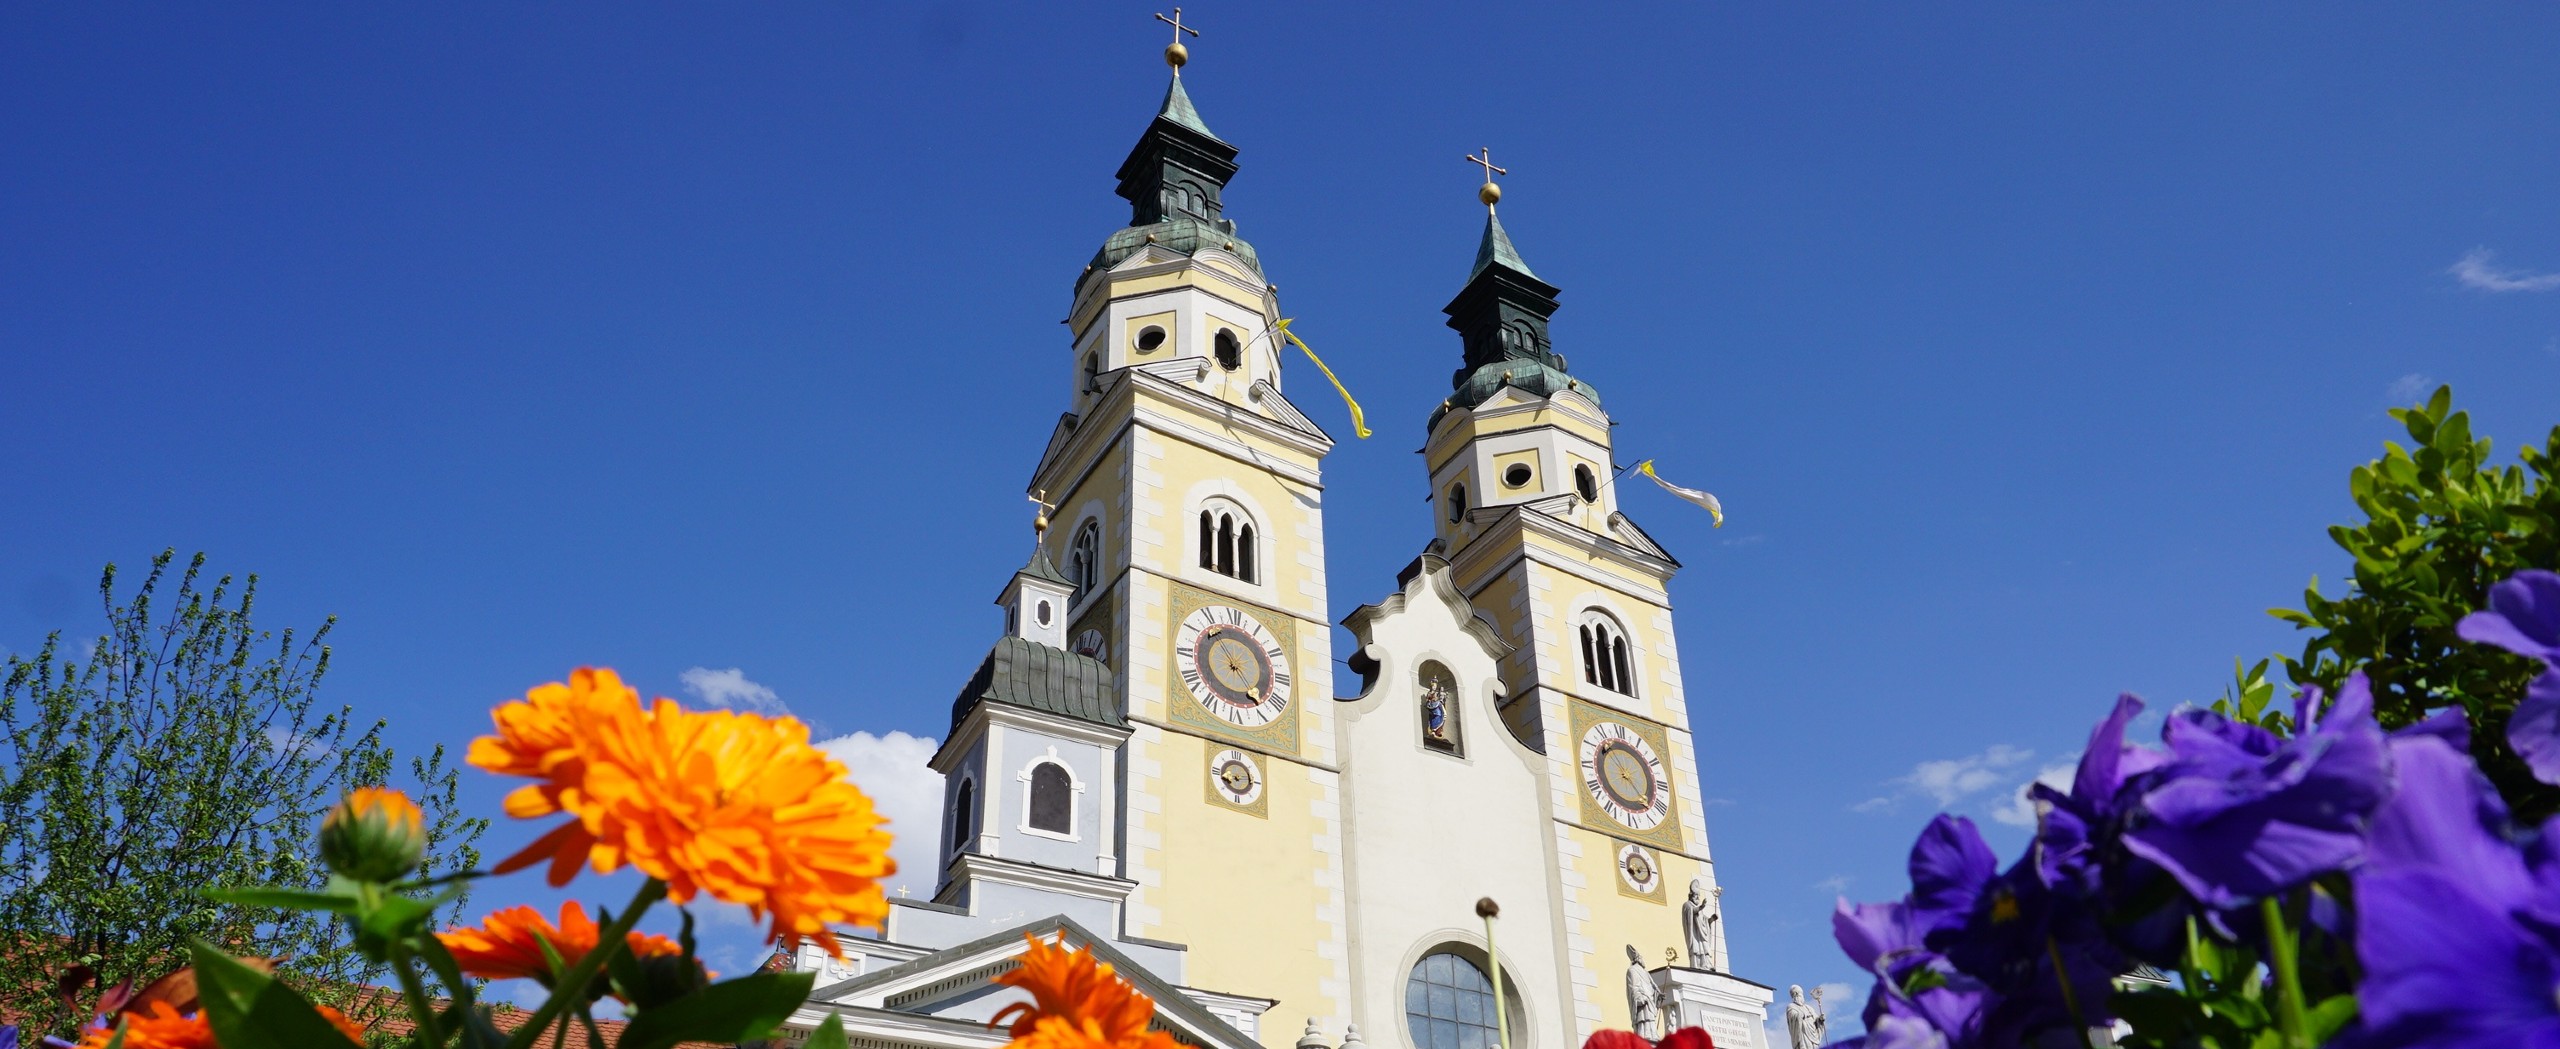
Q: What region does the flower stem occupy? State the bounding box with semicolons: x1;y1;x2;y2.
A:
2260;895;2310;1049
389;939;445;1047
500;878;667;1049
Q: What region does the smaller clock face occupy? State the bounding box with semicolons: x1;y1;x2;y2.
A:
1579;721;1672;831
1174;605;1293;727
1617;842;1662;894
1208;748;1263;806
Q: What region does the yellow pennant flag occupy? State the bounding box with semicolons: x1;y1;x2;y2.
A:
1635;460;1723;527
1273;318;1372;439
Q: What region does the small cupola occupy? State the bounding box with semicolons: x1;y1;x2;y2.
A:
997;548;1077;649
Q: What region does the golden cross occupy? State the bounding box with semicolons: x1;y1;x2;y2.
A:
1156;8;1200;44
1463;147;1508;211
1029;489;1056;535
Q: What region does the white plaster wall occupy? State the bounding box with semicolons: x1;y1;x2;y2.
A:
1336;565;1569;1049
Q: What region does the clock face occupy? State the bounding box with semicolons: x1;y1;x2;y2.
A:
1209;748;1263;805
1174;605;1292;727
1579;721;1671;831
1617;842;1662;894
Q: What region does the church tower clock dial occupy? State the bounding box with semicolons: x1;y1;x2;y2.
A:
1173;604;1293;727
1578;720;1671;831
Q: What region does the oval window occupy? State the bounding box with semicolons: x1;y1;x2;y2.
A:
1575;464;1599;502
1214;330;1242;371
1135;325;1167;353
1502;464;1534;489
1036;600;1053;626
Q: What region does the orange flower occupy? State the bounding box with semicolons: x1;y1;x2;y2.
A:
320;786;428;881
468;667;896;956
990;935;1178;1049
436;900;683;984
76;1000;364;1049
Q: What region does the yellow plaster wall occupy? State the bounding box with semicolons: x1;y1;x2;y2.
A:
1148;732;1342;1042
1126;310;1178;359
1566;823;1705;1032
1130;425;1326;623
1425;403;1614;473
1518;542;1680;727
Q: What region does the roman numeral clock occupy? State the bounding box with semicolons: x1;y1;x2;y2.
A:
1578;719;1672;832
1173;604;1294;728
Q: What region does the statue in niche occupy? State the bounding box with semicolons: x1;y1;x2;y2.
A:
1784;985;1829;1049
1624;945;1662;1039
1418;662;1458;750
1681;880;1722;970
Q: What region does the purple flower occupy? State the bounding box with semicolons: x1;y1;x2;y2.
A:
2459;569;2560;665
1833;896;1997;1049
2122;675;2391;908
2344;732;2560;1048
2457;569;2560;785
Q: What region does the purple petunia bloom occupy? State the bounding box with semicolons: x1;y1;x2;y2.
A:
2457;569;2560;785
2343;732;2560;1048
2121;675;2392;908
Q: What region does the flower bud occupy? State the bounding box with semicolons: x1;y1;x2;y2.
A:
321;787;427;882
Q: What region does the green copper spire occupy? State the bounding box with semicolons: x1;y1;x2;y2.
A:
1469;211;1537;282
1158;74;1214;138
1433;165;1596;429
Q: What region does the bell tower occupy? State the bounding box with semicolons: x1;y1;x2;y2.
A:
1421;167;1751;1040
1021;21;1349;1044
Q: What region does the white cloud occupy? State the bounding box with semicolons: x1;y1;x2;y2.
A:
679;666;785;714
816;730;946;899
1905;743;2033;806
1991;761;2078;828
1814;874;1853;895
1850;796;1892;814
2386;373;2435;402
2451;247;2560;293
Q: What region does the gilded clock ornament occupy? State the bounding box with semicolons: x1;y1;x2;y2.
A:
1208;748;1263;806
1579;720;1671;831
1616;841;1662;895
1173;605;1293;727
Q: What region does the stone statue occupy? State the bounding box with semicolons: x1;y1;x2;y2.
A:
1680;879;1721;970
1624;945;1662;1039
1784;985;1828;1049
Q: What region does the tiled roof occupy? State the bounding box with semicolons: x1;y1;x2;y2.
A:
949;636;1121;731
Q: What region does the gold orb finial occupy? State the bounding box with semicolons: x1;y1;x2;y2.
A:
1463;147;1509;213
1156;9;1199;73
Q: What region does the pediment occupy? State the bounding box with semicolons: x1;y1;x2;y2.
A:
805;916;1258;1049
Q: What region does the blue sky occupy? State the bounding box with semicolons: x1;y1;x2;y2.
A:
5;1;2558;1034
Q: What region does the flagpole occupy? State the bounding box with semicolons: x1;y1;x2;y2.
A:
1478;897;1509;1049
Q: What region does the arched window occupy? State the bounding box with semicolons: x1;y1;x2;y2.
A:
1404;951;1522;1049
1067;520;1101;604
951;779;976;854
1197;501;1257;583
1448;484;1469;524
1578;611;1636;696
1081;353;1099;392
1213;329;1242;371
1027;762;1073;835
1575;463;1600;503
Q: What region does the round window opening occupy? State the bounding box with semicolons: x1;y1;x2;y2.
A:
1213;330;1243;371
1575;464;1599;503
1135;325;1167;353
1036;600;1053;626
1405;951;1519;1049
1502;464;1534;489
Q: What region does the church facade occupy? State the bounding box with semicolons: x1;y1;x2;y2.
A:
773;43;1773;1049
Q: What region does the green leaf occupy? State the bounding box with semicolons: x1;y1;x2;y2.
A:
188;940;364;1049
2304;994;2359;1041
804;1014;851;1049
615;971;816;1049
202;886;362;915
